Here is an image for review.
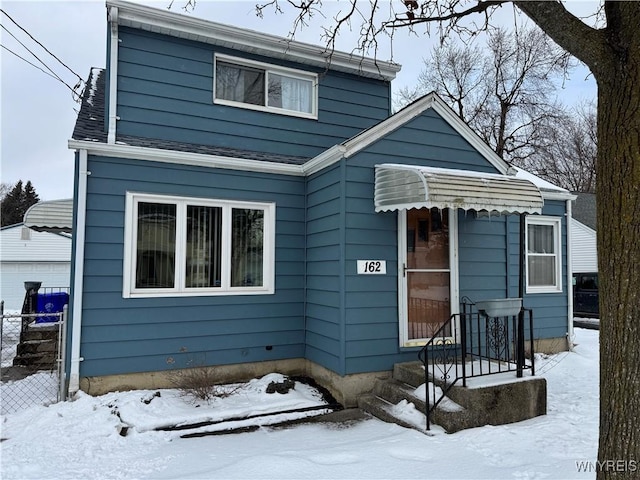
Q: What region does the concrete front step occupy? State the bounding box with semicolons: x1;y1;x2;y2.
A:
359;362;547;434
357;393;426;432
392;361;425;388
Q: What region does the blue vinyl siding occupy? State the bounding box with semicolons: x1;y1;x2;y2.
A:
508;200;570;340
114;28;391;159
348;110;502;174
78;155;306;377
304;165;344;374
338;108;508;374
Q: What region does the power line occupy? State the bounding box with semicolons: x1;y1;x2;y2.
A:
1;24;70;89
0;44;78;95
0;8;85;83
0;8;86;102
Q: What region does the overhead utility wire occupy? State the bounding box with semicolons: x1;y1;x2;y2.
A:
1;24;70;89
0;44;67;84
0;8;84;83
0;8;85;101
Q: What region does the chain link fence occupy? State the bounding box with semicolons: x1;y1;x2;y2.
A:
1;301;67;415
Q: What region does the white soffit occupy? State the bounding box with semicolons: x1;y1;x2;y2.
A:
23;199;74;233
374;164;543;214
107;0;401;81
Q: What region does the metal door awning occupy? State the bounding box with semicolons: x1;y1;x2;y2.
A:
374;164;543;214
23;198;73;233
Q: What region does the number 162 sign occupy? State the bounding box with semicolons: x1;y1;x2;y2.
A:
357;260;387;274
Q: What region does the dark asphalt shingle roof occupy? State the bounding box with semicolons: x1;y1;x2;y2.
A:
573;193;597;230
72;68;310;166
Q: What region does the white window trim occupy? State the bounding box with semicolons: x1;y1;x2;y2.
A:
213;53;318;119
525;215;563;294
123;192;275;298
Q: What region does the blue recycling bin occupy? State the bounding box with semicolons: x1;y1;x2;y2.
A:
36;292;69;323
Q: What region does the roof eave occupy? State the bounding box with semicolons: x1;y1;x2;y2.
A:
106;0;401;81
68;139;306;176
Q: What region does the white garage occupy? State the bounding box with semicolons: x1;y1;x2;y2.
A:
0;224;72;312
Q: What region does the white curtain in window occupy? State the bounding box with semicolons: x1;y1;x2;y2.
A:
528;224;556;286
270;74;312;113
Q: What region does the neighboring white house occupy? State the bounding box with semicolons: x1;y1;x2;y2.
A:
0;224;72;311
571;218;597;273
571;193;598;274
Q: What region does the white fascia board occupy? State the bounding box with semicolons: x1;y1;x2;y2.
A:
106;0;401;81
302;145;347;175
68;140;305;176
541;189;577;201
341;94;437;158
332;93;511;176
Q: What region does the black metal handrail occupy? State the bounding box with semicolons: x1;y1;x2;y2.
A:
418;300;535;430
418;313;463;431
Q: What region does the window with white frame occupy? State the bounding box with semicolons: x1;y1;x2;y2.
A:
123;193;275;297
214;54;317;118
526;216;562;293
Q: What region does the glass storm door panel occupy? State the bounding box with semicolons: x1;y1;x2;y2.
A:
406;208;450;340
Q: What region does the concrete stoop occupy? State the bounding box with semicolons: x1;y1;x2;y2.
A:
358;361;547;434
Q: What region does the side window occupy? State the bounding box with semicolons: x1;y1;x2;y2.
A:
526;216;562;293
124;193;275;298
214;54;317;118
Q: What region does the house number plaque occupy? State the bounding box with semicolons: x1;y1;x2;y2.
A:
357;260;387;274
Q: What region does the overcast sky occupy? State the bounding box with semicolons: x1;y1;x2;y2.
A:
1;0;597;201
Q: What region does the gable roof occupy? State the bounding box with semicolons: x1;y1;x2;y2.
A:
106;0;400;81
304;93;513;176
573;193;597;230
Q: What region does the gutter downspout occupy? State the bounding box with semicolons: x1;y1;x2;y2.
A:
566;198;574;349
107;6;119;144
69;150;89;394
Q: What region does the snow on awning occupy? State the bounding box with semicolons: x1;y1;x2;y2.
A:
374;164;543;214
23;199;73;233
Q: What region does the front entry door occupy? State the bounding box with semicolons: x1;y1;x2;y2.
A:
402;208;455;343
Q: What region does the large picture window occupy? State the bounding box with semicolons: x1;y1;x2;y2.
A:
124;193;275;297
214;54;317;118
526;216;562;293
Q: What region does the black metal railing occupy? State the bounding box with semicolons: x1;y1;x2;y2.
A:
418;300;535;430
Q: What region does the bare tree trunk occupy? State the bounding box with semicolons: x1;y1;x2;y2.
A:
596;52;640;479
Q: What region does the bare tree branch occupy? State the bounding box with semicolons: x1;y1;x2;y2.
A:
512;1;610;74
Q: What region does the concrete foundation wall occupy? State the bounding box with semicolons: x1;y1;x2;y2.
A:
79;358;389;407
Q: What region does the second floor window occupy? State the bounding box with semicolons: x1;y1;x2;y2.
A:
214;55;317;118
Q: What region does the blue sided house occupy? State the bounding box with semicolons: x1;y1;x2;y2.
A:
66;0;576;409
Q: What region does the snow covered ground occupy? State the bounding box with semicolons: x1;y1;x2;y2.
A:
1;328;599;479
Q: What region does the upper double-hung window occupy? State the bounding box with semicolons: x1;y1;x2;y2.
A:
214;54;317;118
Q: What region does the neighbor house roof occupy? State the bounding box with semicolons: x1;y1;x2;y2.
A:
573;193;597;230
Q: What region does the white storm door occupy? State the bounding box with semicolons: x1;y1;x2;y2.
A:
399;208;459;346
